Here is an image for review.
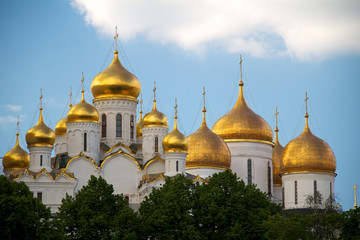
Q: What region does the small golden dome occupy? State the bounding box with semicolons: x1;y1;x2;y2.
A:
67;90;99;123
163;103;188;153
212;81;273;143
3;133;30;171
91;50;141;102
272;127;284;186
26;108;56;148
142;100;168;128
136;111;144;139
281;116;336;175
55;117;67;136
186;108;231;169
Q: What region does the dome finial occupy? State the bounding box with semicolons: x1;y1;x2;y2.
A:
81;72;85;101
202;86;207;125
354;185;358;208
39;88;43;110
69;87;73;108
274;107;279;143
114;26;119;51
140;93;143;115
239;55;244;86
153;81;157;103
304;92;310;131
16;115;20;145
174;98;178;129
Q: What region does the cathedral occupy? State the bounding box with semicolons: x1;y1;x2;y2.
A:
2;34;337;213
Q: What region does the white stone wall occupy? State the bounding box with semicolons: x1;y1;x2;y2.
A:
28;146;53;172
67;122;100;164
66;157;99;193
164;152;187;177
54;135;67;155
94;99;138;147
186;168;223;178
226;141;273;196
282;172;335;209
142;127;168;162
273;185;283;205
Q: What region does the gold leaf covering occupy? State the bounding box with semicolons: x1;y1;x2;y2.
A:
142;101;168;128
163;115;188;153
272;128;284;185
3;133;29;170
26;108;55;148
55;117;67;136
91;50;141;102
67;90;99;123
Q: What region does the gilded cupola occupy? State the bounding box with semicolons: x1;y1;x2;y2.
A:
55;89;73;136
272;107;284;186
212;56;273;143
281;93;336;175
163;99;188;153
91;27;141;102
136;95;144;139
3;121;30;171
67;74;99;123
26;91;56;148
142;83;168;129
186;87;231;169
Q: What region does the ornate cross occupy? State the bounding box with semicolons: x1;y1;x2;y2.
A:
153;82;157;101
81;72;84;91
174;98;178;118
40;88;43;108
114;26;119;50
16;115;19;134
354;185;358;208
304;92;309;116
274;107;279;129
202;86;206;109
69;87;72;107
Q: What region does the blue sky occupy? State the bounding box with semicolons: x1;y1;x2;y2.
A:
1;0;359;210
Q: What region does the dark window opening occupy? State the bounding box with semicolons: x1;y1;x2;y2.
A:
40;155;43;166
116;114;122;137
247;159;252;184
176;161;179;172
267;162;271;197
84;133;87;152
130;115;134;139
282;187;285;208
37;192;43;202
295;181;298;204
155;137;159;153
101;114;106;138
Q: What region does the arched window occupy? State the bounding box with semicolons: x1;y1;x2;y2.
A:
84;133;87;152
176;161;179;172
130;115;134;139
155;137;159;153
314;180;318;203
116;114;122;137
40;155;43;166
247;159;252;184
101;114;106;138
282;187;285;208
267;162;271;197
295;181;298;204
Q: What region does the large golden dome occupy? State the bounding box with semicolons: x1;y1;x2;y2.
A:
281;116;336;175
212;81;273;143
163;105;188;153
3;133;29;171
186;108;231;169
55;117;67;136
272;126;284;186
142;100;168;128
67;90;99;123
91;50;141;102
26;108;56;148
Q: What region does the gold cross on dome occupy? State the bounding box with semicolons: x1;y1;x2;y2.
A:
304;92;309;115
153;82;157;101
203;86;206;108
174;98;178;117
354;185;358;208
16;115;19;134
274;107;279;129
140;93;143;112
114;26;119;50
81;72;84;91
40;88;43;108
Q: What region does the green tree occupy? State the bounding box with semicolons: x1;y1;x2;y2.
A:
340;207;360;239
0;175;51;240
139;174;201;240
192;170;281;240
53;175;141;240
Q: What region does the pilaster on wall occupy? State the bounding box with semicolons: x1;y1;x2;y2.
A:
142;127;168;162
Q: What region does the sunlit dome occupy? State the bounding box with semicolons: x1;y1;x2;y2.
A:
67;89;99;123
3;133;29;171
26;107;55;148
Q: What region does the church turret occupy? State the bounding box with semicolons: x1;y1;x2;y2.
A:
67;74;100;164
26;90;55;172
142;82;168;162
272;107;284;205
163;99;188;177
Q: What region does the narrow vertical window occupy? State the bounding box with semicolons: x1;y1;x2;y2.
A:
37;192;43;202
40;155;43;166
130;115;134;139
155;137;158;152
282;187;285;208
116;114;122;137
84;132;87;152
125;196;129;206
295;181;298;204
314;180;317;203
247;159;252;184
176;161;179;172
330;182;332;199
101;114;106;138
267;162;271;196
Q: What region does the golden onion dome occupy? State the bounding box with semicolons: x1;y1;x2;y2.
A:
55;117;67;136
186;108;231;169
142;100;168;128
26;107;56;148
67;90;99;123
136;110;144;139
281;114;336;175
272;126;284;186
212;81;273;143
3;133;30;171
163;104;188;153
91;50;141;102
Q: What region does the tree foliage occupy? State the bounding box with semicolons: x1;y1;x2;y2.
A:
0;175;51;240
53;176;140;240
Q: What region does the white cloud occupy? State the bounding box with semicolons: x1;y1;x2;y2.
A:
71;0;360;60
0;105;22;112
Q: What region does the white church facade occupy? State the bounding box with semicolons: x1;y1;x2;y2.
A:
2;36;337;214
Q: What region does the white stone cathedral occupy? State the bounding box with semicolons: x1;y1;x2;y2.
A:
2;41;336;214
